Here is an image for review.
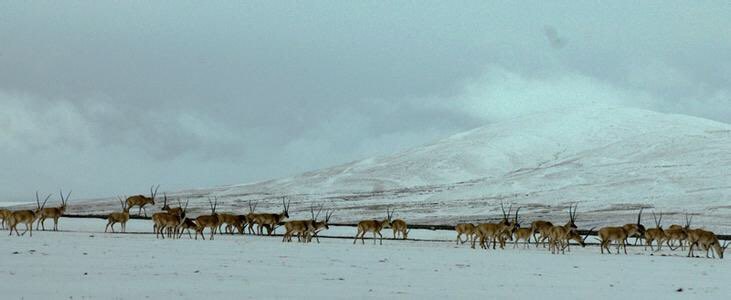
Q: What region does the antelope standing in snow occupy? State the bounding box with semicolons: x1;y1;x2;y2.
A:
8;192;51;237
194;197;220;240
597;226;629;255
390;211;409;240
353;208;393;245
253;197;290;235
643;211;666;251
621;208;646;246
455;223;476;245
686;229;729;259
36;189;71;231
105;197;130;233
125;185;159;217
305;209;334;243
161;193;187;219
664;213;692;250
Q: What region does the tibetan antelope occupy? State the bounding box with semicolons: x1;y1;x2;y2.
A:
282;205;322;243
178;217;198;239
535;204;579;247
472;222;513;250
161;193;187;219
643;211;666;251
548;226;594;254
36;189;71;231
253;197;290;235
598;226;629;255
194;197;220;240
455;223;476;245
126;184;159;217
0;208;11;229
244;200;259;234
152;210;182;239
665;213;692;250
217;212;241;235
353;208;393;245
687;229;729;259
105;197;130;233
622;208;646;246
8;192;51;237
305;209;334;243
513;208;534;248
391;215;409;240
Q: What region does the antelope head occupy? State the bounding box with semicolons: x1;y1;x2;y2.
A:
652;211;663;229
59;189;71;213
499;202;513;226
161;193;171;211
683;213;693;231
384;207;394;228
149;184;160;205
281;197;290;219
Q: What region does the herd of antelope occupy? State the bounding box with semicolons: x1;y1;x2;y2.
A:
1;186;728;259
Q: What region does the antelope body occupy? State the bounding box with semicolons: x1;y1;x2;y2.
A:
8;192;51;237
598;226;628;255
353;208;392;245
195;197;219;240
105;197;130;233
455;223;476;245
253;198;290;235
126;185;159;217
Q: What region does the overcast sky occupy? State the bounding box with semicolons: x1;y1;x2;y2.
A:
1;2;730;201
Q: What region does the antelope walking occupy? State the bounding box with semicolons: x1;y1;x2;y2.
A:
194;197;220;240
305;209;334;243
0;208;11;229
178;217;198;239
455;223;476;245
245;200;259;234
8;192;51;237
36;189;71;231
472;222;514;250
353;208;393;245
643;211;666;251
126;185;159;217
597;226;629;255
665;213;692;250
513;209;534;248
687;229;729;259
622;208;646;246
536;204;579;247
253;197;290;235
105;197;130;233
152;210;182;239
391;218;409;240
161;194;187;219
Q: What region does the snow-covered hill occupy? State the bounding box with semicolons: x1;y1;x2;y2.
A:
67;105;731;231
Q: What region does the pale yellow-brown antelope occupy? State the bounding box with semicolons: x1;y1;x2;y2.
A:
178;217;198;239
686;229;729;259
536;204;579;247
244;200;259;234
36;189;71;231
194;197;220;240
125;185;159;217
353;208;393;245
282;204;322;243
598;226;629;255
455;223;476;245
621;208;646;246
8;192;51;237
472;222;513;250
161;193;187;219
391;215;409;240
643;211;666;251
305;209;334;243
217;212;241;235
512;208;534;248
152;210;182;239
664;213;692;250
253;197;290;235
0;208;11;230
105;197;130;233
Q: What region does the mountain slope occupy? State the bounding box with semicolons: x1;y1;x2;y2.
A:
71;105;731;231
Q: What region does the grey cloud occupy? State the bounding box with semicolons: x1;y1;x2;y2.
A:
1;2;730;201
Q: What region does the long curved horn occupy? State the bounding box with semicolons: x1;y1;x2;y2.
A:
514;207;520;224
582;227;596;243
637;207;643;225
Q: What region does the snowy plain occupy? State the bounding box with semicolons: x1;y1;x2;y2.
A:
0;218;729;300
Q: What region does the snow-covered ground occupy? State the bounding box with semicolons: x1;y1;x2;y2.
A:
0;218;728;299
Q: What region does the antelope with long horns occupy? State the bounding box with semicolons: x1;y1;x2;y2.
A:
353;208;393;245
622;208;646;246
305;209;334;243
664;213;692;250
8;192;51;237
282;204;322;243
643;211;666;251
126;185;159;217
687;229;729;259
253;197;290;235
105;197;130;233
245;200;259;234
194;197;220;240
36;189;71;231
161;194;187;219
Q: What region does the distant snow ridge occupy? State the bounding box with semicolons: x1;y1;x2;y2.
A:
72;105;731;232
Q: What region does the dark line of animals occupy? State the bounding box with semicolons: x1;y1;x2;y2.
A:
1;185;727;259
